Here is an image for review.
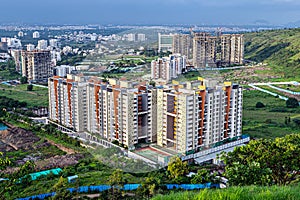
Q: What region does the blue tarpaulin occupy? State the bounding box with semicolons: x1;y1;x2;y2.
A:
17;183;219;200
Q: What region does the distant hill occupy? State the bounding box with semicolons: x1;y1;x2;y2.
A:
244;28;300;78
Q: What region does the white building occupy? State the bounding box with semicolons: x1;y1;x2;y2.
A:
33;31;40;39
53;65;76;77
137;34;146;42
37;40;48;50
49;39;58;48
90;34;98;41
26;44;35;51
18;31;24;38
158;33;174;52
151;54;186;82
127;33;136;42
1;38;22;49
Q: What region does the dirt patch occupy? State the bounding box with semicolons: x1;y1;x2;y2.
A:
35;153;84;171
46;139;76;154
0;127;40;151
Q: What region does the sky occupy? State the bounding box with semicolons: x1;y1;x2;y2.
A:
1;0;300;25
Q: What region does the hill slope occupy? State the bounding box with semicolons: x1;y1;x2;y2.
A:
244;28;300;78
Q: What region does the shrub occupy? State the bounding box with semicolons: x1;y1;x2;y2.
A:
255;102;265;108
286;98;299;108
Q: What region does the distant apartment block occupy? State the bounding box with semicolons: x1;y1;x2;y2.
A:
49;39;58;48
127;33;136;42
220;34;244;66
173;34;193;59
192;32;244;68
10;50;22;73
33;31;40;39
21;50;53;82
1;37;22;49
137;34;146;42
159;32;244;68
123;33;146;42
49;76;242;154
53;65;76;77
26;44;35;51
158;33;174;52
193;32;217;68
37;40;48;50
151;54;186;82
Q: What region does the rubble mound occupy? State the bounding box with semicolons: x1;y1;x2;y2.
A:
35;153;84;171
0;127;40;151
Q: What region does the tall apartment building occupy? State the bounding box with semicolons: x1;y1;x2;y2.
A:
220;34;244;66
193;32;217;68
10;50;22;73
156;80;242;154
49;76;156;149
168;32;245;68
151;54;186;82
21;50;53;82
48;75;88;132
158;33;174;52
173;34;193;59
49;75;243;154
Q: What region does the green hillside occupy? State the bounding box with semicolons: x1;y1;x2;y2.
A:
244;28;300;78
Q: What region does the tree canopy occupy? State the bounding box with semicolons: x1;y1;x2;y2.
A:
167;156;188;183
286;97;299;108
221;134;300;186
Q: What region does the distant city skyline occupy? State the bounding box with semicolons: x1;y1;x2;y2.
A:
1;0;300;25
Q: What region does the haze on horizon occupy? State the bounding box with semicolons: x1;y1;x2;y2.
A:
1;0;300;25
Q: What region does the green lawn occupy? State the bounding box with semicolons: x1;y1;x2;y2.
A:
0;84;48;107
242;90;300;139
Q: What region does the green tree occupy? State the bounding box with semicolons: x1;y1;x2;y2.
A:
149;80;156;87
51;176;72;199
20;76;28;84
190;169;211;184
137;176;161;199
286;97;299;108
27;84;33;91
108;169;126;200
255;102;265;108
0;153;35;200
167;156;188;182
221;134;300;186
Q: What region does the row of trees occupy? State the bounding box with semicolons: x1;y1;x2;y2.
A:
256;97;299;109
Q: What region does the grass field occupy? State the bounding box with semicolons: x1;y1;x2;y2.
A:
0;84;48;107
152;184;300;200
242;90;300;139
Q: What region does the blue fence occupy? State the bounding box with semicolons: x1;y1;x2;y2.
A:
17;183;219;200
